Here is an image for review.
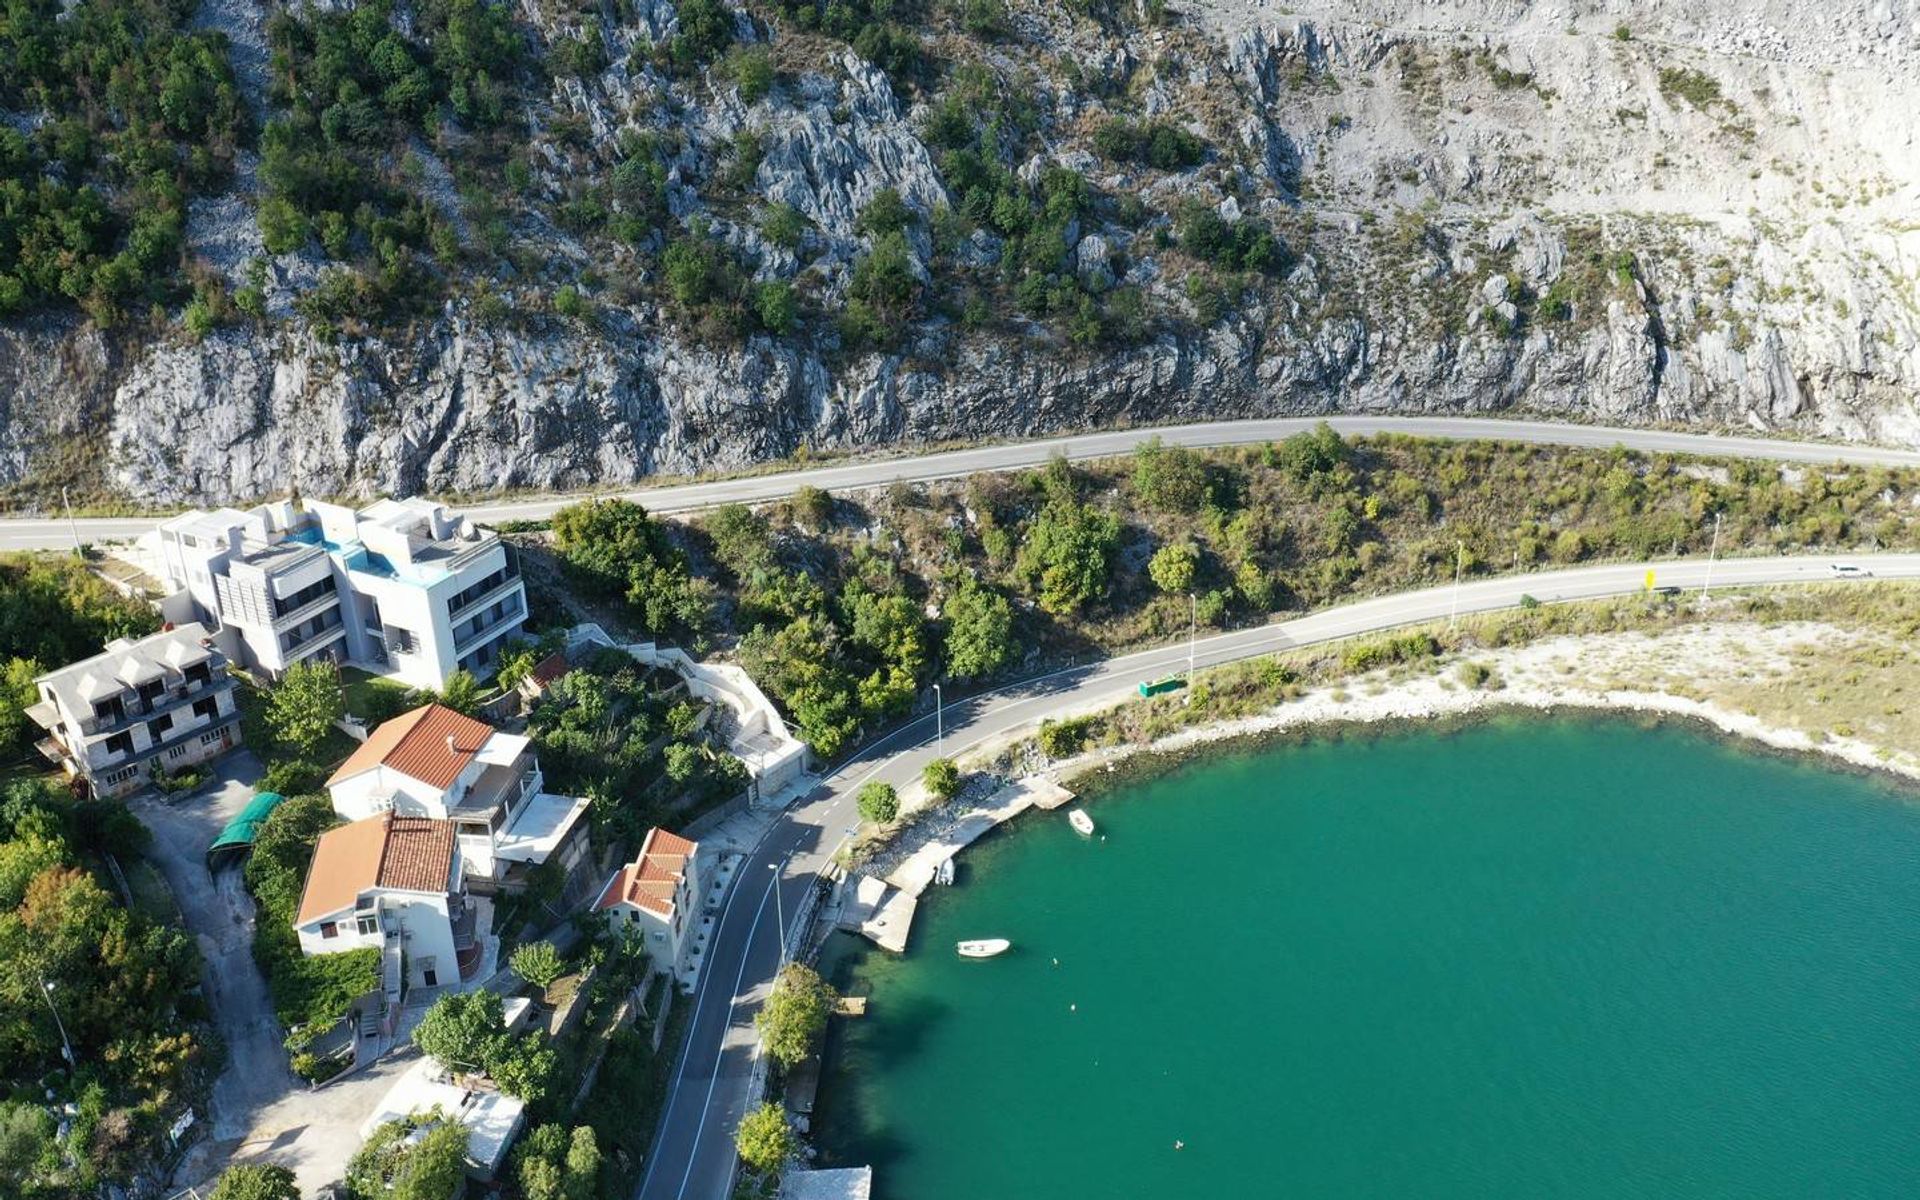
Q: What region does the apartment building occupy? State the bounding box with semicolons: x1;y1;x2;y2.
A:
326;703;591;886
25;622;243;798
294;813;481;990
150;496;527;691
596;828;703;980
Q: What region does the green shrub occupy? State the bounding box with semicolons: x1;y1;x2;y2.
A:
856;780;899;824
1037;717;1090;758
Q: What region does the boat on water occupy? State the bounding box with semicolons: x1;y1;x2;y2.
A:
1068;809;1096;836
934;857;956;886
956;938;1011;959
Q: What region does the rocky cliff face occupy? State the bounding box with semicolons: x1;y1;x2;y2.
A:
3;0;1917;509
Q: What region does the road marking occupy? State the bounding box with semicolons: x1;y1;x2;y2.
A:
667;866;778;1200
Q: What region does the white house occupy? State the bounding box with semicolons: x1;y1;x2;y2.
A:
24;623;243;798
150;495;528;690
295;813;481;991
327;704;590;887
596;828;702;979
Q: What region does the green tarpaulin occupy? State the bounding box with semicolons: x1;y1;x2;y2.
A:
206;792;286;867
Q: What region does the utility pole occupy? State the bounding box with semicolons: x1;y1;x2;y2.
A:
1187;593;1197;680
41;979;74;1069
767;859;788;969
1701;512;1723;597
932;683;943;759
61;487;80;554
1449;541;1465;627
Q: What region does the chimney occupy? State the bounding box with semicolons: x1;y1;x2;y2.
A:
446;735;458;756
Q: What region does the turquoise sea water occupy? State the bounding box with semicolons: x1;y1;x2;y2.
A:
812;717;1920;1199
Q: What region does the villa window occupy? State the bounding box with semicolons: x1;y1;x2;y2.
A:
357;914;378;936
104;731;133;756
193;697;219;720
320;922;339;938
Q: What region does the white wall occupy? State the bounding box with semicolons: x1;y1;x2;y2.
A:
296;889;458;991
329;766;458;821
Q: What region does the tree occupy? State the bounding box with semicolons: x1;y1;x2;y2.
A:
266;660;344;755
1274;421;1348;483
414;990;505;1073
437;670;483;716
346;1119;468;1200
856;780;898;825
1015;500;1121;615
1132;437;1210;513
0;657;43;754
735;1103;796;1176
922;757;960;802
754;963;836;1069
1148;541;1200;595
0;1101;56;1190
510;941;564;990
562;1127;600;1200
942;580;1013;680
209;1163;301;1200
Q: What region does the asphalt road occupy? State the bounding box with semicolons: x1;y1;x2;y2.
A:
636;552;1920;1200
11;416;1920;550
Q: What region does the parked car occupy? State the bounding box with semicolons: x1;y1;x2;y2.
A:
1829;563;1871;578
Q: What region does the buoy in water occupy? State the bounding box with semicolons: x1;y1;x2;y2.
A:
1052;957;1059;967
1070;1003;1077;1012
1174;1140;1185;1151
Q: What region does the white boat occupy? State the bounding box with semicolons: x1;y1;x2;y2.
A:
1068;809;1096;836
956;938;1011;959
934;857;955;886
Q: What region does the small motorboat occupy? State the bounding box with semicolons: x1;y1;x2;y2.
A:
934;857;955;886
956;938;1011;959
1068;809;1096;836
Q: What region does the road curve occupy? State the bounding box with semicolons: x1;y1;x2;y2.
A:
637;553;1920;1200
9;416;1920;551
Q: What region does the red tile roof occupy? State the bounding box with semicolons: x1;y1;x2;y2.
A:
526;652;571;689
596;827;697;918
327;703;497;791
296;813;457;926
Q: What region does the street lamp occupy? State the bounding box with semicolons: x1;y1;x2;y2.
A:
931;683;943;759
766;859;788;969
1701;512;1723;597
1187;593;1197;680
41;979;74;1068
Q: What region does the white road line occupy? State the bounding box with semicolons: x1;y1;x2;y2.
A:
668;868;778;1200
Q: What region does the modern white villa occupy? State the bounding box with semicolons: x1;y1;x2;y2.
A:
295;812;483;990
596;827;703;980
147;495;527;690
25;622;243;798
327;703;591;888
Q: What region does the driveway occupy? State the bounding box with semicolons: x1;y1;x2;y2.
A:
131;751;293;1146
134;753;411;1196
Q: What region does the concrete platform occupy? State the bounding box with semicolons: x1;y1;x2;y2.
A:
839;874;917;953
884;776;1074;897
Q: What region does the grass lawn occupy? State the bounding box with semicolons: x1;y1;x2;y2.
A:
124;856;182;926
341;666;412;722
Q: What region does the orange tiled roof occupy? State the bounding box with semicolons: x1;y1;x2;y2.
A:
295;813;457;925
327;703;497;791
596;826;696;918
526;652;571;689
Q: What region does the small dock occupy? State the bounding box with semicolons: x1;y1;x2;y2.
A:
838;873;917;953
885;777;1076;897
833;996;868;1017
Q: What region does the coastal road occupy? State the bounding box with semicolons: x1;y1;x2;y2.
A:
11;416;1920;550
637;552;1920;1200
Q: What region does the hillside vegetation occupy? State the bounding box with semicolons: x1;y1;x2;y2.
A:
543;427;1920;755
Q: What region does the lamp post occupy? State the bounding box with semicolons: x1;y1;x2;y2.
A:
41;979;74;1069
1701;512;1723;597
932;683;943;759
61;487;80;554
767;858;788;969
1187;592;1197;680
